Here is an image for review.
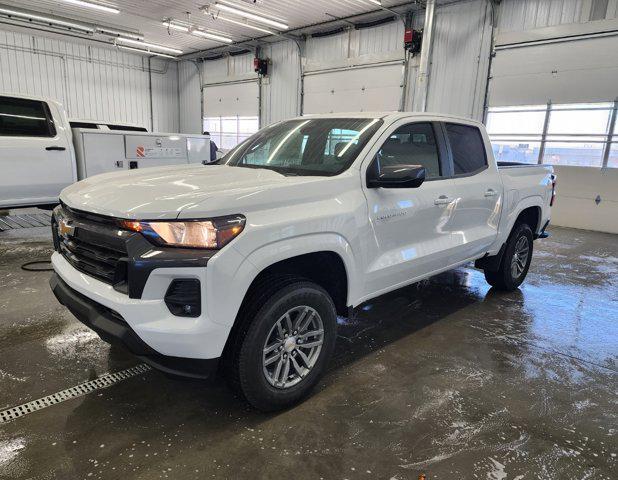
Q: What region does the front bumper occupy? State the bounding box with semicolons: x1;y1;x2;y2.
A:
51;251;233;360
50;273;219;379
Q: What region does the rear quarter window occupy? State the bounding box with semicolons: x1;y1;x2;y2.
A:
0;96;56;137
445;123;487;175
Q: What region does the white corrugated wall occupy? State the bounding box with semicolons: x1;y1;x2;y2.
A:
0;28;179;132
497;0;618;31
425;0;492;120
178;60;202;134
261;41;300;126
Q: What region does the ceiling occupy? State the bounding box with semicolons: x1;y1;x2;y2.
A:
0;0;420;57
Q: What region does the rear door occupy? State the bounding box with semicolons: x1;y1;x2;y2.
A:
361;119;459;297
442;122;502;263
0;96;74;208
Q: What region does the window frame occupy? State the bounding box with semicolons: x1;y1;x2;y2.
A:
0;96;57;138
366;120;450;185
486;101;618;168
441;122;489;178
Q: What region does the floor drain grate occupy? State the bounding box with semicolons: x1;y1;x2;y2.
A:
0;363;151;424
0;212;52;231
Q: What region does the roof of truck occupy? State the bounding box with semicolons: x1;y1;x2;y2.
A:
298;111;485;127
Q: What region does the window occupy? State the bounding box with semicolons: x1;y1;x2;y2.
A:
486;103;617;168
204;116;259;150
225;118;383;176
0;96;56;137
375;122;442;179
70;121;99;129
486;105;545;165
445;123;487;175
107;124;148;132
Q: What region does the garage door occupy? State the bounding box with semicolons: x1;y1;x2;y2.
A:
203;80;259;116
489;35;618;107
203;80;259;149
303;63;403;114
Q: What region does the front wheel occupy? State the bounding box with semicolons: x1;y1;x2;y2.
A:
229;277;337;411
484;223;534;291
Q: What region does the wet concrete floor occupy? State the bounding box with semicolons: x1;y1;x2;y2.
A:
0;225;616;479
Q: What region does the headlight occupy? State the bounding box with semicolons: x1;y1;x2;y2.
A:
120;215;245;249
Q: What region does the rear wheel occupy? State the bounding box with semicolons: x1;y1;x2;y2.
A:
484;223;533;291
225;276;337;411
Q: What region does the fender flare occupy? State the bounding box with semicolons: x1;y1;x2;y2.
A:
210;233;358;328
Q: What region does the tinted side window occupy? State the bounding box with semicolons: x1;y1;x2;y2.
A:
445;123;487;175
0;96;56;137
376;122;441;178
70;122;99;129
107;125;148;132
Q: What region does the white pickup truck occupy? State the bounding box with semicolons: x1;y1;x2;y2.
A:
0;93;210;209
48;112;555;410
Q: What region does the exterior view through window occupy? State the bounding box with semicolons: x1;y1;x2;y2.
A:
486;102;618;168
204;116;259;149
0;96;55;137
445;123;487;175
224;118;383;176
377;122;441;179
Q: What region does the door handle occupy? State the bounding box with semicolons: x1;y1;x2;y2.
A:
46;146;66;151
434;195;453;205
484;189;497;197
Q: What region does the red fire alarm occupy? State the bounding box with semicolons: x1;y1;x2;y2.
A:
404;28;423;54
254;57;268;76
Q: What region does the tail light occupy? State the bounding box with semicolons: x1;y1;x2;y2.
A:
550;174;557;207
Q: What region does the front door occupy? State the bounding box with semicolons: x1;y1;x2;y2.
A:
361;120;459;298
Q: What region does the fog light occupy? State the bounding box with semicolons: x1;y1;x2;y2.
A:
165;279;201;317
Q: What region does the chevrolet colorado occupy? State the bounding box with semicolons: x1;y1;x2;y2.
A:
49;112;555;410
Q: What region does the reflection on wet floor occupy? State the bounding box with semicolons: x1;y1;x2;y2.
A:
0;226;616;479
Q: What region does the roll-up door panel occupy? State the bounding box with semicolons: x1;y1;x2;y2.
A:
203;81;259;117
490;36;618;106
303;64;403;114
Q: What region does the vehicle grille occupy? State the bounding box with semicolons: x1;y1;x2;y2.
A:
54;205;128;287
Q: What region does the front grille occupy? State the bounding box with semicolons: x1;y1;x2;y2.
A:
55;206;128;287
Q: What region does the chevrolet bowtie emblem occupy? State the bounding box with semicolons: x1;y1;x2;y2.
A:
58;218;75;237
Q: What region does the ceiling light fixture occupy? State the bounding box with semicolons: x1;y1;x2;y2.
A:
60;0;119;14
163;21;189;33
163;20;233;44
0;6;94;32
117;45;177;59
212;15;274;35
213;1;288;30
116;37;183;55
191;29;233;43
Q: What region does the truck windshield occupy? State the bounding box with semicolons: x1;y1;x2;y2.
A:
223;118;383;176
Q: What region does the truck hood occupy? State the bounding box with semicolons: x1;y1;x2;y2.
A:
60;165;333;219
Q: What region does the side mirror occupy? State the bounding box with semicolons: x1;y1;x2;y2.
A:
367;163;426;189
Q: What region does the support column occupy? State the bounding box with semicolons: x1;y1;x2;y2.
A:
413;0;436;112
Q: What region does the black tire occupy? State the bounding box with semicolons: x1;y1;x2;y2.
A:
484;223;534;291
224;275;337;411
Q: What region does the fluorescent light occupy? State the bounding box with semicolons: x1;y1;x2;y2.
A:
164;20;233;44
0;6;94;32
116;37;183;55
60;0;119;14
191;29;233;43
213;2;288;30
214;15;274;35
163;21;189;32
117;45;177;60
